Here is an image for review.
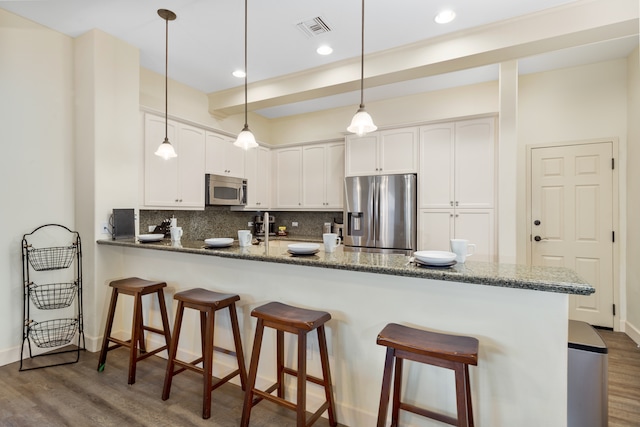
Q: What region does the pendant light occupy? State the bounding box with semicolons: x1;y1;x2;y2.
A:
234;0;259;150
347;0;377;136
155;9;178;159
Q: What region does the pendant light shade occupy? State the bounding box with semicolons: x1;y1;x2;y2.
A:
155;9;177;159
347;0;376;136
234;0;259;150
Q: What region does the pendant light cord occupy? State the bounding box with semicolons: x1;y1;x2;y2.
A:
359;0;365;108
164;15;169;140
243;0;249;128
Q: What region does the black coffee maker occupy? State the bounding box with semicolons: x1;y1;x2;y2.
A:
254;214;275;236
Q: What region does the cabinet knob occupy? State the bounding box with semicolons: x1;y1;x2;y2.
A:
455;201;459;206
450;201;453;206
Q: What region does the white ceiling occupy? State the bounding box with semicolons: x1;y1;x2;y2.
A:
1;0;637;118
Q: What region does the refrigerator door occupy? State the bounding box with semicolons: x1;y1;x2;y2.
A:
376;174;416;251
344;176;376;249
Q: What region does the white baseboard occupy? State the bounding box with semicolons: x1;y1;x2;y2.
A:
623;320;640;346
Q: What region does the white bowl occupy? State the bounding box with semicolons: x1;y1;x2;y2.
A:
288;243;320;254
413;250;457;265
204;237;234;248
138;234;164;242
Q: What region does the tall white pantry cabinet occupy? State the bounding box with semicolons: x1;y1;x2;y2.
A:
418;117;496;261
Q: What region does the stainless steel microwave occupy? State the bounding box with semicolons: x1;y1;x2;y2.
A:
205;174;247;206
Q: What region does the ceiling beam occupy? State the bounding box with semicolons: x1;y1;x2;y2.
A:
208;0;639;118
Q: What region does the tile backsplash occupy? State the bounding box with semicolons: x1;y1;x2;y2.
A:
140;207;342;241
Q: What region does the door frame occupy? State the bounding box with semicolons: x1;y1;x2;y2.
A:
525;137;620;329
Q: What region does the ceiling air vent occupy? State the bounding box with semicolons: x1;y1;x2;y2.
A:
296;16;332;38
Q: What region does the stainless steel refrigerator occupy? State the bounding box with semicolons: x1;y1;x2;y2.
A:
343;174;417;255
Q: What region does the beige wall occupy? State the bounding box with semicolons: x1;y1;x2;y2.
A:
0;9;75;361
626;46;640;336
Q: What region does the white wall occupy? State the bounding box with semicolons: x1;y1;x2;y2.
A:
0;9;75;363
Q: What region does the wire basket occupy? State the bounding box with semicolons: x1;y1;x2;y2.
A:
28;282;78;310
27;245;76;271
28;318;79;348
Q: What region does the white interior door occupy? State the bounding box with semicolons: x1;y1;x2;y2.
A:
531;142;614;327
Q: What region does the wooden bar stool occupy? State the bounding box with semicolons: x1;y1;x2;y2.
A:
240;302;337;427
376;323;479;427
97;277;172;385
162;288;247;419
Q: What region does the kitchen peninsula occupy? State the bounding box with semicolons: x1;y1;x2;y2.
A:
97;238;592;427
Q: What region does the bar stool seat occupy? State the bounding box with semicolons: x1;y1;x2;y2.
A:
97;277;172;385
162;288;247;420
240;302;337;427
376;323;479;427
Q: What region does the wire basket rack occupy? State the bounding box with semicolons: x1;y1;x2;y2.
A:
28;318;79;348
27;282;78;310
27;245;77;271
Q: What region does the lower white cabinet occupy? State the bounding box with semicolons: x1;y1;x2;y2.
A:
419;209;495;262
244;146;271;209
144;113;205;208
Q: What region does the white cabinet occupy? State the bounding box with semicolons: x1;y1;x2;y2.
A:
302;142;344;209
418;117;496;260
144;113;205;208
244;145;271;209
205;131;245;178
419;209;495;262
345;128;418;176
273;147;303;208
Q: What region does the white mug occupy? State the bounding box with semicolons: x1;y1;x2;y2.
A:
323;233;342;253
450;239;476;263
238;230;252;247
170;226;183;242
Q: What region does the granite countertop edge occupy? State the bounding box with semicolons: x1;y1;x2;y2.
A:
96;239;594;296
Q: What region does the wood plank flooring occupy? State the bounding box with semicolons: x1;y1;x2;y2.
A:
0;331;638;426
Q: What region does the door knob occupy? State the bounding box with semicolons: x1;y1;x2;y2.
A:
534;235;547;242
534;220;541;226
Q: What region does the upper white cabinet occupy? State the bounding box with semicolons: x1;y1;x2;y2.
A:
244;145;271;209
345;128;418;176
144;113;205;208
273;146;303;208
205;131;245;178
419;118;495;209
302;142;345;209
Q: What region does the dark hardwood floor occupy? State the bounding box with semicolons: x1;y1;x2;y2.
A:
0;331;638;426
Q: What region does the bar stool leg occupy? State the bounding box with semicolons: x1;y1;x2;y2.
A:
277;330;285;398
162;300;185;400
391;357;403;427
201;308;215;419
317;325;337;426
157;288;172;349
465;365;474;427
241;318;265;427
128;294;143;384
377;347;395;427
97;289;119;371
454;363;470;427
229;302;247;390
296;330;307;427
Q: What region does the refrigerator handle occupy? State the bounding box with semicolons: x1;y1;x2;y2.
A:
373;177;379;243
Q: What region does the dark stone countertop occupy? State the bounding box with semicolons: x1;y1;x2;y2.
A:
97;238;594;296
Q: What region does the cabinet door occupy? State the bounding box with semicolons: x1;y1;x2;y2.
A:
345;134;378;176
176;124;205;207
455;118;495;208
325;142;345;208
454;209;495;262
419;123;454;208
419;210;454;251
274;147;302;208
379;128;418;174
245;146;270;209
205;132;245;178
144;114;179;206
302;145;327;208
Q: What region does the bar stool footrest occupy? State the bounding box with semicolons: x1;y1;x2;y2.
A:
400;402;458;426
282;366;327;387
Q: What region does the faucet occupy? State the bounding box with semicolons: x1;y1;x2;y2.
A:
263;211;269;251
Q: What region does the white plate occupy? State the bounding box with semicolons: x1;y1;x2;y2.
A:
138;234;164;243
288;249;319;256
288;243;320;254
413;250;457;265
204;237;234;248
414;258;457;268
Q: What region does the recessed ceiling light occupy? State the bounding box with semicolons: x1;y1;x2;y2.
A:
434;10;456;24
232;69;246;78
317;45;333;55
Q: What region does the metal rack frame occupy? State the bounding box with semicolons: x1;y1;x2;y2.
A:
20;224;85;371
